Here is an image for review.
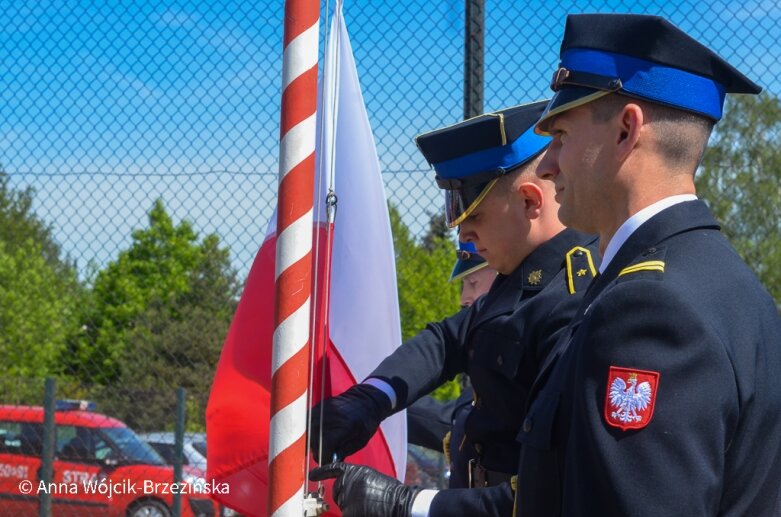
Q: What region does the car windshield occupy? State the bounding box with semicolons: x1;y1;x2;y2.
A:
101;427;165;465
192;440;206;457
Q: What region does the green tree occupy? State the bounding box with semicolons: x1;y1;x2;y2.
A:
420;212;449;251
0;173;81;398
98;233;239;431
697;93;781;306
0;172;76;278
0;239;79;377
390;204;461;401
74;200;239;390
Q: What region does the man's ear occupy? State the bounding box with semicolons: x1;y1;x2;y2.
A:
518;182;544;219
616;103;644;160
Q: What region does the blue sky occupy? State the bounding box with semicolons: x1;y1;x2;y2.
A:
2;1;780;279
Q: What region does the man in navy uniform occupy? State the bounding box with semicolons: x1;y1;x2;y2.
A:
406;241;493;488
407;240;492;454
512;14;781;516
309;101;599;515
451;241;497;309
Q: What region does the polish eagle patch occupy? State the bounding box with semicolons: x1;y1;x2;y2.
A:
604;367;659;431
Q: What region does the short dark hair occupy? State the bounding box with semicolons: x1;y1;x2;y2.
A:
590;94;715;172
498;151;544;192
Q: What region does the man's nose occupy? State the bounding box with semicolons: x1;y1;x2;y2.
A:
536;145;560;181
460;287;475;307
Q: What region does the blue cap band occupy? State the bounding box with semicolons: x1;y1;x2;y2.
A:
459;241;478;254
434;126;551;180
451;241;486;281
562;48;727;120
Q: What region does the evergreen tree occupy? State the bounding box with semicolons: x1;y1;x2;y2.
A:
74;200;239;395
99;234;238;431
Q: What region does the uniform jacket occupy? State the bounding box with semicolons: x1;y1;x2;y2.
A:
445;386;477;489
515;201;781;517
368;229;599;515
407;387;476;489
407;393;462;452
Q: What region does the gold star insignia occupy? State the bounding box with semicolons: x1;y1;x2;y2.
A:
576;268;587;277
528;269;543;285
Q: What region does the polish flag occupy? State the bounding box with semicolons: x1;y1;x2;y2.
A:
205;6;406;516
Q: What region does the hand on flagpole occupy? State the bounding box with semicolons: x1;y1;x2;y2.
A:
310;384;392;463
309;462;421;517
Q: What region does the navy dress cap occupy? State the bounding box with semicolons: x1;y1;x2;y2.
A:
450;241;488;282
416;100;551;227
537;14;762;134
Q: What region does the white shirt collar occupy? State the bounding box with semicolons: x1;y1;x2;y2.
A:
599;194;698;273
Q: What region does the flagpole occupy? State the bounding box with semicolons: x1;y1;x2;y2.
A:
270;0;320;515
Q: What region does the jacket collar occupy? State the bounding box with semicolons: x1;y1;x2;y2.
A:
584;199;720;308
473;228;592;325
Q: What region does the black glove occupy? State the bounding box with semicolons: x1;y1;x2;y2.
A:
309;462;421;517
310;383;392;462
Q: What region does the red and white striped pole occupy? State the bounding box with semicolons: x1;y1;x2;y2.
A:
269;0;319;516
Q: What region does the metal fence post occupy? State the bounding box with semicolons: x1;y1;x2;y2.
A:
39;377;55;517
464;0;485;119
172;387;186;517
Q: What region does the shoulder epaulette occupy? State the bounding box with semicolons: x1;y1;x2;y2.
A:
565;246;597;294
618;260;665;277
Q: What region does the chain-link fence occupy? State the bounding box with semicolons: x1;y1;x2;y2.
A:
2;1;780;515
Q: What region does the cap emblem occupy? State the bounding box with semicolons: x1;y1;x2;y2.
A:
550;67;571;91
550;66;622;92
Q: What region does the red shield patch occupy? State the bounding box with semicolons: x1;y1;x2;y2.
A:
604;366;659;431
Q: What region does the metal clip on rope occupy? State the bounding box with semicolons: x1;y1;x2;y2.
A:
303;484;329;516
326;190;338;224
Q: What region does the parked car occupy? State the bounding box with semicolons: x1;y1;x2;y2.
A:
0;400;219;517
140;432;239;517
139;432;207;473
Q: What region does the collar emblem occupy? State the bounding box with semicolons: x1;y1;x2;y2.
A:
527;269;543;285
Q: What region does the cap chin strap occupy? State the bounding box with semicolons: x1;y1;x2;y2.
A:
535;90;613;135
446;179;499;228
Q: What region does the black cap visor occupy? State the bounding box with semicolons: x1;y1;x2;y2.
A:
444;179;498;228
536;86;613;135
450;259;489;282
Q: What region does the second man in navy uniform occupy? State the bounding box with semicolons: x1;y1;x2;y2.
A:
406;240;492;488
309;100;599;516
442;241;493;490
